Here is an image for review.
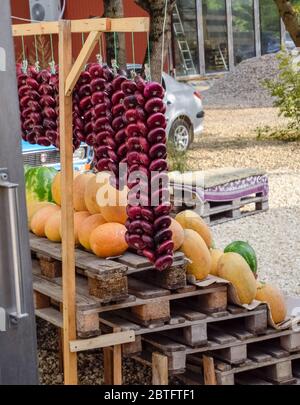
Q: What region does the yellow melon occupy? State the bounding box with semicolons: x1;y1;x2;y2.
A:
256;282;287;324
84;173;109;214
78;214;107;251
175;210;213;248
27;201;55;229
90;223;128;258
169;218;185;251
217;252;257;305
179;229;211;281
45;210;62;242
210;249;223;276
96;183;128;225
30;205;60;237
73;172;95;212
51;171;79;206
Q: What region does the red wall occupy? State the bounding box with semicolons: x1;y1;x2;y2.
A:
11;0;148;66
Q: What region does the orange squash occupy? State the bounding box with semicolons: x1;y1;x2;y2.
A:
45;210;62;242
175;210;213;248
96;183;128;225
31;205;60;237
27;201;56;229
90;223;128;258
78;214;106;251
169;218;184;251
73;172;95;212
256;282;287;324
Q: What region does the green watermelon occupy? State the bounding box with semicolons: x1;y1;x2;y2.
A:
224;241;257;275
25;166;57;203
24;164;31;176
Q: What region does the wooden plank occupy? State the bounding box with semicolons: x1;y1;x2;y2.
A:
128;278;170;299
103;348;113;385
65;31;100;96
35;307;63;328
119;251;184;270
12;17;149;37
152;352;169;385
59;20;77;385
69;330;135;352
203;356;217;385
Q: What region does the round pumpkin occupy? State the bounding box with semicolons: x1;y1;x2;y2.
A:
179;229;211;281
169;218;184;251
210;249;223;276
84;174;107;214
217;252;257;305
96;183;128;225
45;211;62;242
256;282;287;324
27;201;56;229
51;171;79;206
175;210;213;248
73;172;95;212
31;205;60;237
90;223;128;258
78;214;107;251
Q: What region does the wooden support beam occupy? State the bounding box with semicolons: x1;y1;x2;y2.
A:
59;20;77;386
203;356;217;385
69;330;135;353
12;17;149;37
152;352;168;385
65;31;101;96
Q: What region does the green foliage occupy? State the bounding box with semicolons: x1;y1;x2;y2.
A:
167;140;189;173
261;51;300;140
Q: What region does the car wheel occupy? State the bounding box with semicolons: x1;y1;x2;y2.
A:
169;119;192;152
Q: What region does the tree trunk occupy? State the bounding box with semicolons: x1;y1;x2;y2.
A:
103;0;126;69
274;0;300;46
135;0;176;83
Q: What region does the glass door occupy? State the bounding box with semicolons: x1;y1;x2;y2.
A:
232;0;255;64
202;0;229;72
173;0;200;76
260;0;281;54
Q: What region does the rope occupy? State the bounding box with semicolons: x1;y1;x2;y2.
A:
113;32;118;65
161;0;169;84
34;35;40;71
81;32;85;47
147;31;152;81
21;35;26;61
50;34;55;63
131;32;136;72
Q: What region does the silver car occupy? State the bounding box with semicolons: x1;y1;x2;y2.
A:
163;73;204;151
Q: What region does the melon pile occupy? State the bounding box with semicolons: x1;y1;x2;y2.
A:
26;170;287;324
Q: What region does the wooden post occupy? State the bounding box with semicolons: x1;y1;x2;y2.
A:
203;356;217;385
59;20;78;385
152;352;168;385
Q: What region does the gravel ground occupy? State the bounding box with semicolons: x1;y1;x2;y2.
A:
190;108;300;296
201;54;280;109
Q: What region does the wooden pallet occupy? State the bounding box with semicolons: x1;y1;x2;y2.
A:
30;234;187;304
33;258;230;338
132;324;300;376
172;191;269;226
182;352;300;385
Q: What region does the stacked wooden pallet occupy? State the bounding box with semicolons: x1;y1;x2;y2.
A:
30;234;300;385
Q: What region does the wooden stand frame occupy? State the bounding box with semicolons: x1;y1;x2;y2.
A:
13;17;149;385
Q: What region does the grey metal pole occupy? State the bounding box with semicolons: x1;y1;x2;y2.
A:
0;0;38;385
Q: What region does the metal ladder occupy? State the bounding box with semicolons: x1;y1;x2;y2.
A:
173;3;197;75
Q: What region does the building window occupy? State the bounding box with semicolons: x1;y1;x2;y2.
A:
260;0;281;55
202;0;229;73
173;0;199;76
232;0;255;64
